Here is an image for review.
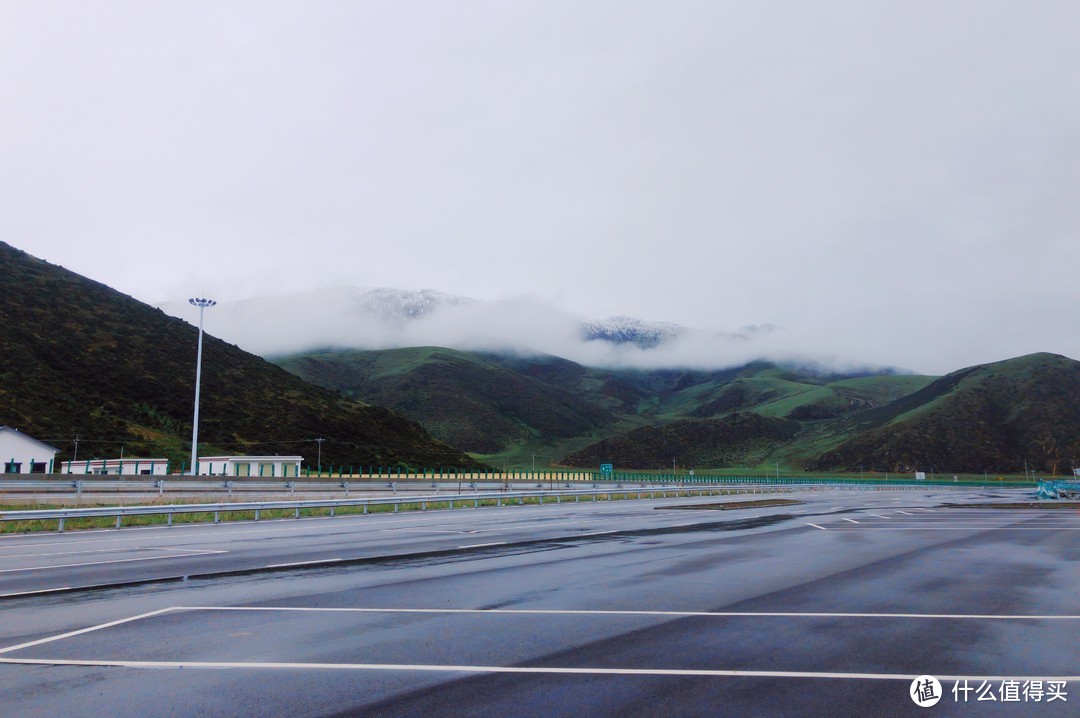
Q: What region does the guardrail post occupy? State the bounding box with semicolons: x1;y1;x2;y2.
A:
214;511;221;523
226;481;233;496
167;514;173;526
254;509;260;521
157;480;164;495
58;518;65;533
287;481;295;494
294;507;301;519
76;480;83;497
115;515;122;529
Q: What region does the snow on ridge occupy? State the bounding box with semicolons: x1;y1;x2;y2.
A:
579;315;685;348
352;288;475;322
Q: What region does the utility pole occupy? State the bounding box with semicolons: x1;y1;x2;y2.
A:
72;434;80;463
672;458;676;476
316;437;325;470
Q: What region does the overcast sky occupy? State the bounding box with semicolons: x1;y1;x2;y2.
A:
2;1;1078;374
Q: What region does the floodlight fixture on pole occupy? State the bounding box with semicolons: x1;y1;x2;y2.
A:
189;297;217;475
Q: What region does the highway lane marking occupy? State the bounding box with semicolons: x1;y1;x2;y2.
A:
867;513;891;519
805;523;827;530
456;542;507;549
265;558;344;569
0;656;1076;683
896;511;915;516
0;547;146;559
0;549;227;574
842;518;860;524
0;586;75;598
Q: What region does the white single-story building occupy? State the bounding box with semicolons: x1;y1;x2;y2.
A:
0;427;60;474
196;456;303;478
61;458;171;476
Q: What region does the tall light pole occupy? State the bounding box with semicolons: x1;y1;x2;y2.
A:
189;298;216;475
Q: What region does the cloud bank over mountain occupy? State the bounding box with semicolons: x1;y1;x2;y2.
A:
159;287;845;372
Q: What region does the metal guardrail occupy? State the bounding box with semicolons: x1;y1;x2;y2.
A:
0;474;1037;496
0;485;760;532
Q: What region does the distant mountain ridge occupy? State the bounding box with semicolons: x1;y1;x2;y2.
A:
276;345;1080;474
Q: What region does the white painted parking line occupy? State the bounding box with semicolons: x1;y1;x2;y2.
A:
0;607;179;655
154;606;1080;620
0;549;227;574
0;656;1075;683
832;527;1080;531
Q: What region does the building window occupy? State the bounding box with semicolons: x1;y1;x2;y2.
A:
30;462;48;473
4;462;21;474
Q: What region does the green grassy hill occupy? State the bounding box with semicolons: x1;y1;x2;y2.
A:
277;345;1079;475
275;348;618;454
809;353;1080;474
276;346;943;470
0;242;480;470
563;413;802;470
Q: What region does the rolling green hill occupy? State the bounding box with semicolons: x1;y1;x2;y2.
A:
809;353;1080;474
563;413;802;470
0;242;480;470
275;347;947;470
277;343;1080;475
275;348;618;454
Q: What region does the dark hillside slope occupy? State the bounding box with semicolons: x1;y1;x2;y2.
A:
0;242;478;469
810;353;1080;474
276;348;618;453
563;414;801;470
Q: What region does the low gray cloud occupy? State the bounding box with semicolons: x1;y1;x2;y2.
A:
4;1;1079;375
160;287;899;374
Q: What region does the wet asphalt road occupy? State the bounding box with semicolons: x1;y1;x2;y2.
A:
0;487;1077;717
